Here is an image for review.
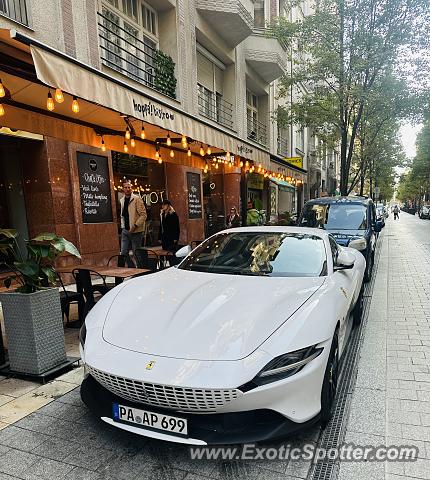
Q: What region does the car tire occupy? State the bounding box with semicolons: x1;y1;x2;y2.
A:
352;284;364;326
364;252;374;283
321;331;339;427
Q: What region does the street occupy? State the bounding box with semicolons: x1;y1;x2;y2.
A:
0;212;428;480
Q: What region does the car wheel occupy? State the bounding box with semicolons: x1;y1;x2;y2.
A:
321;331;339;427
364;252;374;283
352;284;364;326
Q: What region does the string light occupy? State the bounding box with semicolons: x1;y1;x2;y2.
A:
131;138;136;148
199;143;205;156
125;126;131;140
0;104;5;116
158;154;163;164
166;132;171;146
47;90;55;111
55;88;64;103
0;79;5;98
123;141;128;153
170;149;174;158
155;145;160;159
239;160;244;167
72;96;79;113
181;134;187;147
226;151;230;160
215;163;219;169
206;146;212;155
141;123;146;139
101;137;106;152
187;147;192;157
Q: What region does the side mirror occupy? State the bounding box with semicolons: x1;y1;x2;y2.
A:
374;220;383;233
334;249;355;271
175;245;192;259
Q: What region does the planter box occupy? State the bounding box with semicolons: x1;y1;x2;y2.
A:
0;288;67;375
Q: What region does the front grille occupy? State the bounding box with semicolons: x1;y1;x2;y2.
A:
88;365;242;413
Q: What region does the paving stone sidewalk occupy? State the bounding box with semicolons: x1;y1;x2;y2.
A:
339;213;430;480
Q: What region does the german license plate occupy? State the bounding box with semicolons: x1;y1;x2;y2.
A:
112;403;188;436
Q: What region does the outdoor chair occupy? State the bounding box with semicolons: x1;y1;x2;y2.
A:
72;268;108;321
56;271;85;326
134;248;159;272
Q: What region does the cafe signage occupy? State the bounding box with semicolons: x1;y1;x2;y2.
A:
187;172;202;219
284;156;303;169
77;152;113;223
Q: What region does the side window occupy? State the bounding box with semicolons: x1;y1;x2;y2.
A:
329;236;339;266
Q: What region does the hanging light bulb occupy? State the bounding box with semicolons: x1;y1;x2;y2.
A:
215;163;219;169
187;147;192;157
158;154;163;164
155;145;160;159
71;96;80;113
170;149;174;158
141;123;145;139
131;138;136;148
206;146;212;156
166;132;171;146
0;103;5;116
226;151;231;160
46;91;55;111
239;160;244;167
181;134;187;147
55;88;64;103
0;79;5;98
125;126;131;140
101;137;106;152
123;141;128;153
199;143;205;156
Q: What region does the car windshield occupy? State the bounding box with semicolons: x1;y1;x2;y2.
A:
300;203;368;230
178;232;327;277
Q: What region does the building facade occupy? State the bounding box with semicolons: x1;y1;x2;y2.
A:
0;0;332;264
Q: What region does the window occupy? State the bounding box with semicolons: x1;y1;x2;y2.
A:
296;127;304;151
179;232;327;278
122;0;138;20
254;0;265;28
142;3;156;35
0;0;29;25
300;203;368;231
247;90;258;139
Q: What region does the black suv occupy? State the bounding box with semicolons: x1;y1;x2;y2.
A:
298;196;383;282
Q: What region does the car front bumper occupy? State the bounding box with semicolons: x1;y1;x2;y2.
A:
81;374;320;445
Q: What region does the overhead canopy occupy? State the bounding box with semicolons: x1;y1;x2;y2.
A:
271;178;296;191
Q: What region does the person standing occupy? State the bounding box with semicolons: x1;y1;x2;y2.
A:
160;200;180;251
226;206;240;228
120;180;147;267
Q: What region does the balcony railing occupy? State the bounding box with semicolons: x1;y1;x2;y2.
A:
277;137;288;157
197;85;234;130
0;0;29;25
247;115;267;146
97;11;176;98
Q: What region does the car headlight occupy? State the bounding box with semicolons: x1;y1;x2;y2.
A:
240;346;323;390
348;238;367;251
79;322;87;349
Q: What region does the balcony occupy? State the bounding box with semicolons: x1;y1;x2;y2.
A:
245;30;287;83
247;114;267;147
196;0;254;48
198;85;234;130
0;0;29;26
97;11;177;98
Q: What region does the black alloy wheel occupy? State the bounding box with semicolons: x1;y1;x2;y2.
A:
352;283;364;326
320;331;339;427
364;251;374;283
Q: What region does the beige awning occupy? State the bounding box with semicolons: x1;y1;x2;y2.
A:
28;44;270;167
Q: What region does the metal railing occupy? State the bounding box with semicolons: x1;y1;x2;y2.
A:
247;114;267;146
97;11;176;96
277;137;289;157
197;85;234;130
0;0;29;25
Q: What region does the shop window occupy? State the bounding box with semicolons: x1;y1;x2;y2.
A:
0;0;29;26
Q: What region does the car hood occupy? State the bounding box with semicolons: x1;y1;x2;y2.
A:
102;268;325;361
327;229;367;246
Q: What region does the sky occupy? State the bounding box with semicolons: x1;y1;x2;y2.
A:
400;123;422;159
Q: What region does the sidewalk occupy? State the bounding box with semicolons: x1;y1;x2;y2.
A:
339;213;430;480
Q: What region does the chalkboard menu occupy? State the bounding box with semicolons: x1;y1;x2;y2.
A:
186;172;202;219
77;152;113;224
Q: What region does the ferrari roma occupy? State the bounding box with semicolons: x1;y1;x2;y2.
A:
80;227;365;445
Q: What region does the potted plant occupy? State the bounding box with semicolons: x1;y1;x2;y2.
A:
0;229;81;375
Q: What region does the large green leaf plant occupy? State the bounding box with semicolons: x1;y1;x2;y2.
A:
0;229;81;293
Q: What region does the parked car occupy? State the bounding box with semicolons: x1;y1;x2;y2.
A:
376;205;386;227
419;205;430;219
298;196;383;282
80;227;365;445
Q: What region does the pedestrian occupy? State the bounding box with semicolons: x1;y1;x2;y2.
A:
160;200;180;251
393;204;399;220
119;180;147;267
226;206;240;228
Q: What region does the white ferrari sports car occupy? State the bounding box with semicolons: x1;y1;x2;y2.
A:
80;227;365;445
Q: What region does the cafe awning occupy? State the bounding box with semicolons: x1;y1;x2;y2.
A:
0;29;270;168
271;178;296;191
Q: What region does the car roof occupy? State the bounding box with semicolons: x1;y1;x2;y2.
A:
217;226;330;239
304;196;372;206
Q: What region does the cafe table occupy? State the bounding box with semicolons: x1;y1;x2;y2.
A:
141;246;174;268
56;264;150;280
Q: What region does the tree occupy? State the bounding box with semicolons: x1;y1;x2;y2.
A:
273;0;430;195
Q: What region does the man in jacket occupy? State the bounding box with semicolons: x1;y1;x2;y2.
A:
120;180;147;266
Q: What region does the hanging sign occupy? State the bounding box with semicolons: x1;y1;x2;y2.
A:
187;172;202;219
284;156;303;169
77;152;113;223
